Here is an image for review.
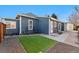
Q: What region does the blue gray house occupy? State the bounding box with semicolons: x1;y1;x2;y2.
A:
0;13;64;35
16;13;64;35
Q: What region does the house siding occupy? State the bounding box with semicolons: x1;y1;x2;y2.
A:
21;16;37;34
37;17;49;34
5;19;19;35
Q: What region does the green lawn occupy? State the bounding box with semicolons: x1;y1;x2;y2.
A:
18;35;57;53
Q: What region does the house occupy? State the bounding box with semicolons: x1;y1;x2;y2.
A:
16;13;64;35
64;22;73;31
0;13;65;35
0;18;19;35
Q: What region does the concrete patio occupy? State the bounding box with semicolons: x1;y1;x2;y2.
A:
64;31;79;47
41;31;79;48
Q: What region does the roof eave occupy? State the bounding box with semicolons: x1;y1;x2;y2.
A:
17;14;38;19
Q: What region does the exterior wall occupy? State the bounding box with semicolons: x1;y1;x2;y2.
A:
37;17;49;34
5;19;19;35
21;16;37;34
53;20;58;33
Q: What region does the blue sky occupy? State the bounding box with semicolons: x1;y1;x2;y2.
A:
0;5;76;21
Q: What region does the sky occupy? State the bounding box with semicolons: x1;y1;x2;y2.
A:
0;5;76;21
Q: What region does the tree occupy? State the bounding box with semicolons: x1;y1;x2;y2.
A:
69;6;79;44
51;13;58;19
68;6;79;27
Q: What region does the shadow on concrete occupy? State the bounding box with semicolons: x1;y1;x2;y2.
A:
76;31;79;44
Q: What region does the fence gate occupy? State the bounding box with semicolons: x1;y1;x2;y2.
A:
0;23;6;43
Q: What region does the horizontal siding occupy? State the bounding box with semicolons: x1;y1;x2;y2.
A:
37;17;49;34
21;16;37;34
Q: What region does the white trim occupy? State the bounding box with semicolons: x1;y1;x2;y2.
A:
19;16;22;34
28;19;33;30
50;20;53;33
6;28;16;29
18;14;37;19
49;19;54;35
49;19;51;35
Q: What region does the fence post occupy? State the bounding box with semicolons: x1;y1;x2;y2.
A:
78;28;79;43
0;23;6;43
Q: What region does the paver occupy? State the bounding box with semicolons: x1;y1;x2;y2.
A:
0;36;25;53
47;42;79;53
64;31;79;47
43;31;79;53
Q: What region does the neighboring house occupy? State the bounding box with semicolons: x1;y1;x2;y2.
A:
64;22;73;31
0;13;66;35
0;18;19;35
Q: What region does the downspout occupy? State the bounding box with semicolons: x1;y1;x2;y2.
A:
19;16;22;34
48;18;50;35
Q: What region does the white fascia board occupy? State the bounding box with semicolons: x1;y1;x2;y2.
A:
50;17;58;21
17;14;37;19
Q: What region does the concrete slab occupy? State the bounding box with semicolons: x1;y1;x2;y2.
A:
41;32;68;42
41;31;79;48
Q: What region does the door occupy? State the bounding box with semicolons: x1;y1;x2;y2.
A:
58;23;61;32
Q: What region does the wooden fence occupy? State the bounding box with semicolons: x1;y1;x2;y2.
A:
0;23;6;43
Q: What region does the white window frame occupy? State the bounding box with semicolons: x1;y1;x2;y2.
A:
28;20;33;30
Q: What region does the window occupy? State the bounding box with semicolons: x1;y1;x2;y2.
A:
5;21;16;29
28;20;33;30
